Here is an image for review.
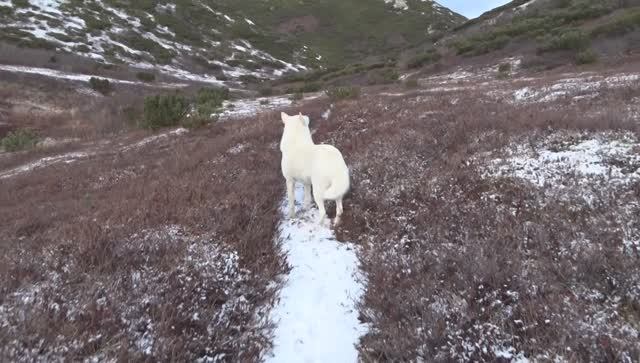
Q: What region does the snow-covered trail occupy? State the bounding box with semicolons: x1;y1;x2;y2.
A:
266;185;367;363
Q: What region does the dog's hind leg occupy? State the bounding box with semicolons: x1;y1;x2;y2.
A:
303;182;312;210
334;198;344;226
312;186;326;225
286;179;295;219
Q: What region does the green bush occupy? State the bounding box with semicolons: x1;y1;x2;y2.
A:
73;44;91;53
194;87;229;118
141;94;189;129
591;9;640;37
11;0;29;8
538;30;589;52
497;63;512;79
239;74;260;83
575;49;598;65
498;63;512;73
406;51;441;69
89;77;113;95
259;87;274;96
82;15;110;32
299;82;322;93
325;86;360;101
136;71;156;82
1;129;38;152
454;35;511;56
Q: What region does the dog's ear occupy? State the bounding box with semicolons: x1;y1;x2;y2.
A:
281;112;289;123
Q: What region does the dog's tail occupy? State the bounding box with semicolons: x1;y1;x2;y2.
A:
324;167;350;200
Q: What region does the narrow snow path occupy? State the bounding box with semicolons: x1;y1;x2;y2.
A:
266;185;367;363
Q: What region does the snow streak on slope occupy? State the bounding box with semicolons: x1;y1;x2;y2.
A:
0;64;192;87
266;185;367;363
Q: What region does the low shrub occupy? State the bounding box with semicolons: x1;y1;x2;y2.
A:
498;63;512;73
575;49;598;65
406;51;441;69
497;63;512;79
289;92;304;102
538;30;589;52
325;86;360;101
89;77;113;95
259;87;274;96
591;9;640;37
1;128;38;152
194;87;229;118
136;71;156;82
141;93;189;129
299;82;322;93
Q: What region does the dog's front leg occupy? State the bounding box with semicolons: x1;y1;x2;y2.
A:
303;182;312;210
286;179;295;219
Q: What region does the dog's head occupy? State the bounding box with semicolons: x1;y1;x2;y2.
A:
281;112;310;128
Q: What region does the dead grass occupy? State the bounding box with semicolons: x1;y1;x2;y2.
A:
318;80;640;361
0;113;288;361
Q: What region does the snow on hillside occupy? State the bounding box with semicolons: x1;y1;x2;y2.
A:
0;0;307;82
486;132;640;192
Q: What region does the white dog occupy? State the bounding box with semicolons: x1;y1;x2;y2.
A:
280;112;350;225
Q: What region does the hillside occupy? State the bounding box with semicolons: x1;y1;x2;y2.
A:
1;1;640;362
0;0;464;84
440;0;640;67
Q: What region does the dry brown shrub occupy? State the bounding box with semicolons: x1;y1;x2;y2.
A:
0;112;288;361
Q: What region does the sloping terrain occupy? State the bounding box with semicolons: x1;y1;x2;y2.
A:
1;54;639;361
0;0;464;83
1;1;640;361
0;113;289;361
324;59;640;361
440;0;640;66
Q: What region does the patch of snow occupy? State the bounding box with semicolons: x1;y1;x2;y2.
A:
513;73;640;103
485;133;640;190
322;105;333;120
244;18;255;25
384;0;409;10
493;346;530;362
120;128;188;152
219;92;322;121
227;142;249;154
516;0;540;12
0;64;188;88
266;185;367;363
0;151;90;179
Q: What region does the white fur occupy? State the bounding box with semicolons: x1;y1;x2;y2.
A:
280;112;350;225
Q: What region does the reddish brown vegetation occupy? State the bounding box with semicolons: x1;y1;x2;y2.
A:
0;113;288;361
316;79;640;361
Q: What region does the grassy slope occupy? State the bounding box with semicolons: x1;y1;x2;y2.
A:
443;0;640;64
233;0;464;66
0;0;465;73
